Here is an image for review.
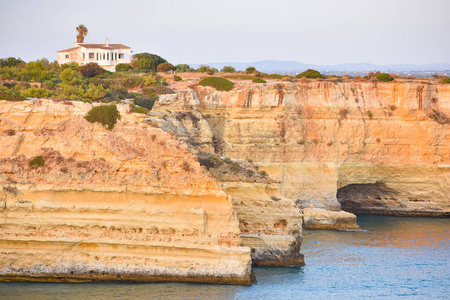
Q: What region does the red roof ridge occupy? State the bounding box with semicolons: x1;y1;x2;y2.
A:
57;47;81;53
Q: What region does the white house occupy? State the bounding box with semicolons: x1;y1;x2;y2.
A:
57;38;131;72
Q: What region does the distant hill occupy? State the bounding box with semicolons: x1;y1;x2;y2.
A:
189;60;450;73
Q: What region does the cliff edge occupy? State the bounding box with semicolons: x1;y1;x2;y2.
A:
0;100;253;284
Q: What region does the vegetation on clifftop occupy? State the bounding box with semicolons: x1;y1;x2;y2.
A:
84;104;121;130
29;155;45;168
377;73;394;82
198;77;234;91
295;69;325;79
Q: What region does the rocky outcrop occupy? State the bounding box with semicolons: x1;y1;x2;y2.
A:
223;181;304;266
155;80;450;218
0;100;253;284
302;208;359;230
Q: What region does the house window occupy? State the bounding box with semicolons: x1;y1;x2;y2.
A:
89;53;94;59
82;53;85;60
65;54;69;59
103;53;105;60
119;53;124;59
107;53;109;60
115;53;117;60
96;53;99;60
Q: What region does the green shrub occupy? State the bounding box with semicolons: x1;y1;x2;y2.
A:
83;83;108;101
367;110;374;119
377;73;394;82
198;154;224;169
262;73;286;79
157;62;176;72
133;106;147;114
121;76;145;88
442;78;450;84
196;65;210;73
295;69;324;79
246;66;256;74
84;104;121;130
224;74;254;80
152;86;175;95
131;53;167;71
206;69;215;75
230;162;241;174
29;155;45;168
174;75;182;82
115;64;132;72
20;87;54;98
129;104;148;114
0;88;26;101
198;77;234;91
135;97;157;110
221;66;236;73
0;57;25;68
252;77;266;83
175;64;195;72
80;63;104;78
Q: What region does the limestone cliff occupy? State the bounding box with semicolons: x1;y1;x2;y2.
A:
0;100;253;284
155;80;450;217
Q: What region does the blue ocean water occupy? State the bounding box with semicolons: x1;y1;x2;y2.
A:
1;215;449;299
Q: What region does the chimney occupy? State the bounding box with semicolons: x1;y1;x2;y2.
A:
105;37;109;47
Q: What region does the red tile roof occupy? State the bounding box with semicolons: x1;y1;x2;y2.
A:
57;47;81;53
80;43;130;50
57;43;130;53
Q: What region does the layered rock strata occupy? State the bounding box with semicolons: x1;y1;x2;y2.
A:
0;100;253;284
146;111;305;265
155;80;450;217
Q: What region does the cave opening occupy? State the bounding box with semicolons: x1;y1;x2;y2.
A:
336;181;399;214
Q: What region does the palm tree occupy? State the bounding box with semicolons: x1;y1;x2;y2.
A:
76;25;88;43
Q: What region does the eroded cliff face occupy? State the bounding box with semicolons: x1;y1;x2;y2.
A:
0;100;253;284
154;80;450;217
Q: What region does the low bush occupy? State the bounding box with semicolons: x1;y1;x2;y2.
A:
224;74;254;80
133;106;147;114
115;64;132;72
174;75;182;82
0;88;26;101
198;154;224;169
84;104;121;130
152;86;175;95
221;66;236;73
261;73;286;79
129;104;147;114
29;155;45;168
80;63;105;78
295;69;324;79
198;77;234;91
246;66;256;74
135;96;157;110
157;62;176;72
252;77;266;83
176;64;195;72
20;87;54;98
196;65;210;73
377;73;394;82
442;78;450;84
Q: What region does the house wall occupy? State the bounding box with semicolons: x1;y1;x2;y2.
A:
57;46;131;72
57;49;81;66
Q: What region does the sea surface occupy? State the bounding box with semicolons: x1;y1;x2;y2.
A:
1;215;449;299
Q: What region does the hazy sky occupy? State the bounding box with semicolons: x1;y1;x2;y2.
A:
0;0;448;65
